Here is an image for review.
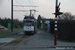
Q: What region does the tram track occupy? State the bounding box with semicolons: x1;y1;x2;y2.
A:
10;35;32;50
0;35;23;47
0;34;32;50
0;30;32;50
0;31;23;46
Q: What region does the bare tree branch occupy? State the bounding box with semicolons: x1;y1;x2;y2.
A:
58;12;75;20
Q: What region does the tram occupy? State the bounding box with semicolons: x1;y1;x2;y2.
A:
23;16;37;35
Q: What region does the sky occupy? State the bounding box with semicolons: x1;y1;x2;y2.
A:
0;0;75;20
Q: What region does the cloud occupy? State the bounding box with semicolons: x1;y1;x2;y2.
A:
0;0;11;18
32;0;55;18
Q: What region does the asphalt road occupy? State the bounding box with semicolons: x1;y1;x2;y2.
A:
9;30;75;50
0;30;75;50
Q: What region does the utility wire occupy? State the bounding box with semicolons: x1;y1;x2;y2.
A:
31;0;34;6
8;0;22;10
28;0;32;6
28;0;35;9
8;0;25;14
15;0;25;9
28;0;36;9
30;0;36;16
28;0;33;16
8;0;10;2
15;0;36;16
15;0;26;13
28;0;33;10
31;0;35;9
15;0;21;5
32;0;36;15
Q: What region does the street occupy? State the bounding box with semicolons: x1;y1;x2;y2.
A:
9;30;75;50
0;30;75;50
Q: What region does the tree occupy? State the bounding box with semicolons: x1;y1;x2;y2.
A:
37;15;42;28
58;12;75;20
0;17;11;27
13;19;23;28
13;19;19;25
0;17;23;28
18;21;23;28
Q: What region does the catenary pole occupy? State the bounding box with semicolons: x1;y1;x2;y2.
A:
54;0;58;45
30;10;32;16
11;0;13;31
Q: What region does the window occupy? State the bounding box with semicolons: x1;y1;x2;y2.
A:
24;21;34;26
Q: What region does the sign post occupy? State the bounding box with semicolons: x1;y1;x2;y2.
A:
54;0;58;45
53;0;63;45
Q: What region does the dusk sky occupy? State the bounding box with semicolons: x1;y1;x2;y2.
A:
0;0;75;20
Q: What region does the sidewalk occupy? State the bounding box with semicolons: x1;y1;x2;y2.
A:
24;30;75;48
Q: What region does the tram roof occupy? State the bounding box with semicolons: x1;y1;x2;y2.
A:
24;16;35;19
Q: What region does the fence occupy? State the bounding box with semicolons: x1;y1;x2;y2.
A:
50;20;75;41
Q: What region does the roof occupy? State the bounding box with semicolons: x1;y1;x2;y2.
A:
24;16;34;19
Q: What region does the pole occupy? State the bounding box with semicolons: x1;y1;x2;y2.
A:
30;10;37;16
30;10;32;16
54;0;58;45
11;0;13;31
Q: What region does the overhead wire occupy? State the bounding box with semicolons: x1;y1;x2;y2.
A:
28;0;35;9
30;0;36;17
15;0;25;12
8;0;21;10
28;0;33;16
8;0;10;2
10;0;36;16
28;0;33;10
28;0;36;16
15;0;35;16
8;0;26;16
28;0;32;6
30;0;35;6
15;0;26;15
28;0;36;9
15;0;21;5
32;0;36;15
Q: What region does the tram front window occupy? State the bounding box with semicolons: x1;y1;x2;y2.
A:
25;21;34;26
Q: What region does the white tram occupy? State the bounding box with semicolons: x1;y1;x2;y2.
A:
23;16;37;35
